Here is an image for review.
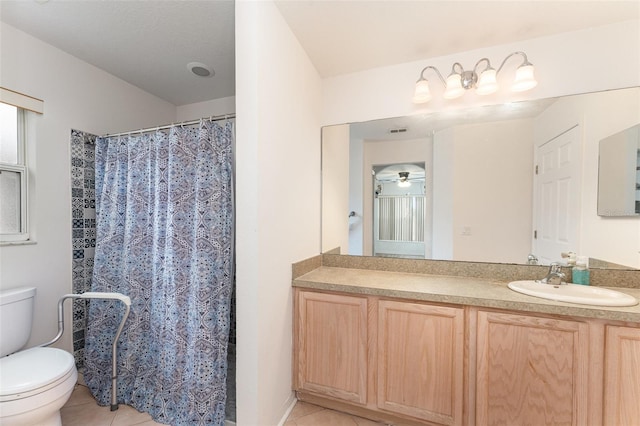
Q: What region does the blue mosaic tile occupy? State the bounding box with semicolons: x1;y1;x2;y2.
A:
71;129;99;370
73;259;84;271
73;319;85;331
73;301;85;321
71;143;83;158
73;279;84;294
85;147;95;160
73;348;84;369
71;167;83;180
72;269;84;280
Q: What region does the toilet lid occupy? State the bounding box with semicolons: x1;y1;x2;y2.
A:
0;347;76;396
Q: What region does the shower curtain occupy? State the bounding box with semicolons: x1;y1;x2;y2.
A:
84;119;234;425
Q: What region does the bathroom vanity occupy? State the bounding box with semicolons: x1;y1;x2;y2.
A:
292;256;640;426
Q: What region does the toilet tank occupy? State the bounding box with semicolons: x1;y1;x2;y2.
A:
0;287;36;357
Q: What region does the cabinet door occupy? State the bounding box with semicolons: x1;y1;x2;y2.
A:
476;310;589;426
604;325;640;425
377;300;464;425
295;291;368;404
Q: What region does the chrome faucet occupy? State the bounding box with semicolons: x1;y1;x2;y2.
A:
540;263;566;285
527;253;538;265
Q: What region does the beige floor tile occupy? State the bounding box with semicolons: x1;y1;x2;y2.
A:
60;401;117;426
352;415;388;425
111;404;157;426
63;384;97;408
286;401;326;421
63;384;386;426
293;409;359;426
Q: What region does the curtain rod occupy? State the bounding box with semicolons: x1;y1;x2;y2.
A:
102;113;236;138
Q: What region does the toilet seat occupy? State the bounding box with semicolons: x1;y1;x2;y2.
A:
0;347;76;402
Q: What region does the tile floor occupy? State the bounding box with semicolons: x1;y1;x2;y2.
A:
283;402;387;426
61;384;166;426
61;384;388;426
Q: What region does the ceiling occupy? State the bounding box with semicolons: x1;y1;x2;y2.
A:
0;0;235;106
1;1;638;106
275;1;640;77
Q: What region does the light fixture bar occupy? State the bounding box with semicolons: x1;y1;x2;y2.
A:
412;51;537;103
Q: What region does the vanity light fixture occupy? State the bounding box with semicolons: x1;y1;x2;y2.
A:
412;51;537;103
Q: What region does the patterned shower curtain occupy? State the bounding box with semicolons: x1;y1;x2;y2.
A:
84;119;234;425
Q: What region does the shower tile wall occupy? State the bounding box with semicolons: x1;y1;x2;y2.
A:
70;129;97;368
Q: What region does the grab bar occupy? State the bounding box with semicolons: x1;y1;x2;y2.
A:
41;292;131;411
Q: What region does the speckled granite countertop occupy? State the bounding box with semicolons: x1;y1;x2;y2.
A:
293;266;640;323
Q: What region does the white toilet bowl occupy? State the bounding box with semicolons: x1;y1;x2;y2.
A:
0;347;78;426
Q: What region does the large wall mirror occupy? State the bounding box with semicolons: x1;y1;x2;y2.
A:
322;87;640;270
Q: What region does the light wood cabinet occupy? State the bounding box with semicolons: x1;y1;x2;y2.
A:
603;325;640;425
474;310;589;426
378;300;464;425
294;287;640;426
294;291;369;404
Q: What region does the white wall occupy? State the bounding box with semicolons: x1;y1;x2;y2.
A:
235;1;322;424
448;119;534;264
176;95;236;121
0;22;176;351
321;124;350;253
348;138;364;255
433;128;455;259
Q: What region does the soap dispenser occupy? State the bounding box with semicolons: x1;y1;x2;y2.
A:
572;256;590;285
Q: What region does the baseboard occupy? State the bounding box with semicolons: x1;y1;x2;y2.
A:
277;395;298;426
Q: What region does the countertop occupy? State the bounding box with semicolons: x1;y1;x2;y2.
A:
293;266;640;323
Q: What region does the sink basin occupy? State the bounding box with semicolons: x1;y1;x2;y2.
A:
508;280;638;307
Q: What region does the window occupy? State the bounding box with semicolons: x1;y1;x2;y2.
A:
0;102;29;242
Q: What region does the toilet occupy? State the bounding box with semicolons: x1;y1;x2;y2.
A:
0;287;78;426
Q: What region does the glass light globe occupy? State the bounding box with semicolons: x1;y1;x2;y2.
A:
412;79;432;103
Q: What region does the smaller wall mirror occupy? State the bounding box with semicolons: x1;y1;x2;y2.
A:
598;124;640;216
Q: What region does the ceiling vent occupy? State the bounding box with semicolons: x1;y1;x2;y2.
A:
187;62;215;78
389;128;408;134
